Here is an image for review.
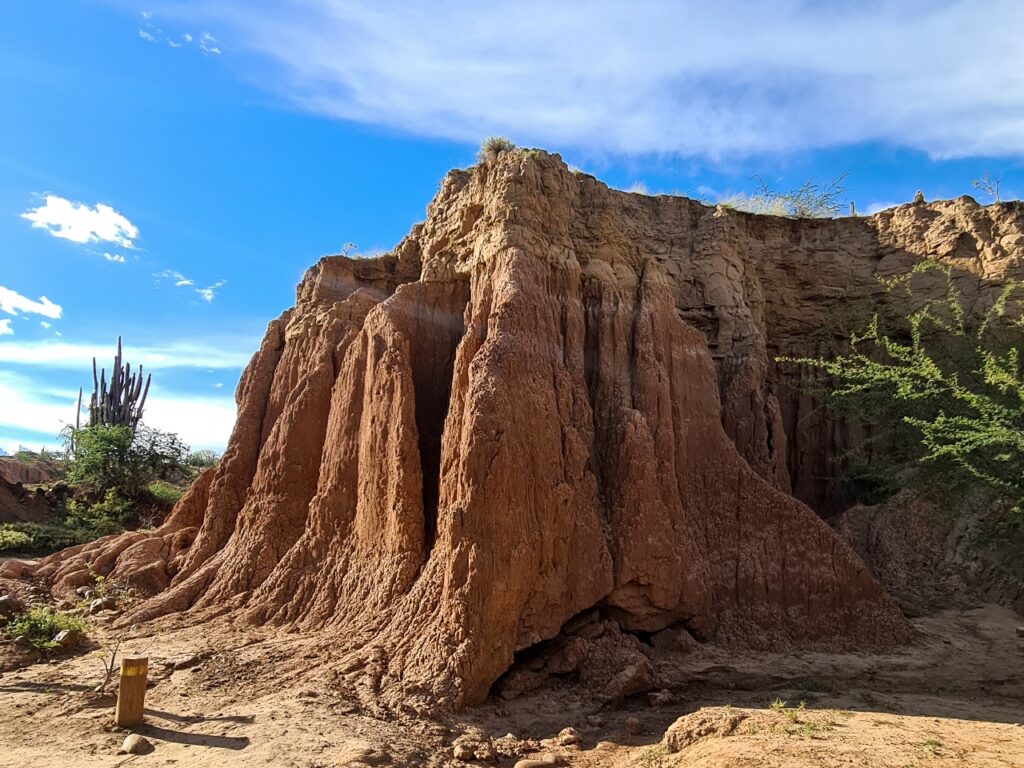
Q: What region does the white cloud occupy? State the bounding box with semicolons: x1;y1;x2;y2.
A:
155;270;226;301
141;387;238;450
141;11;153;21
22;194;138;248
103;252;127;263
138;29;157;43
0;371;237;451
196;279;227;302
183;33;193;43
0;372;79;437
0;320;12;337
154;0;1024;160
200;32;221;55
168;40;182;48
0;338;255;370
0;286;62;319
39;321;52;330
154;269;193;286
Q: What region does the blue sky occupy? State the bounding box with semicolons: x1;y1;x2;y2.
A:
2;0;1022;454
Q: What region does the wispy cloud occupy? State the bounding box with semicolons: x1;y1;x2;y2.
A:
196;279;227;302
103;252;126;263
155;0;1024;160
0;286;62;320
0;320;12;337
155;269;193;286
40;321;52;330
137;11;205;53
22;194;138;248
155;270;226;301
0;338;255;370
199;32;221;55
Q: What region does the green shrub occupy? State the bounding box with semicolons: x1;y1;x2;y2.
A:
12;447;60;464
2;606;88;651
147;480;184;506
66;489;133;535
477;136;516;163
784;261;1024;510
64;423;186;500
0;522;97;554
184;449;219;469
0;526;32;553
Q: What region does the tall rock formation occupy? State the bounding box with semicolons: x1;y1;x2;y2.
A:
31;151;1024;711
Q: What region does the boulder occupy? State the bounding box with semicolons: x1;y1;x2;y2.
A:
118;734;153;755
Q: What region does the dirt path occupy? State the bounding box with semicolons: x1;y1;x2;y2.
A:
0;606;1021;767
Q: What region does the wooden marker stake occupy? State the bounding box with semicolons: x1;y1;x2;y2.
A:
115;656;148;727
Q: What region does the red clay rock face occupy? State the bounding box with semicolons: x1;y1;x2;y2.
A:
32;152;1024;711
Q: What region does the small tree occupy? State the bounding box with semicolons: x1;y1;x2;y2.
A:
783;260;1024;509
972;171;1002;203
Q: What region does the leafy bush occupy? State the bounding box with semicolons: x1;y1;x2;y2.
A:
66;489;133;535
0;522;97;553
64;423;187;500
785;261;1024;509
12;447;60;464
477;136;516;163
0;526;32;553
2;606;88;651
722;175;848;218
147;480;184;506
184;449;219;469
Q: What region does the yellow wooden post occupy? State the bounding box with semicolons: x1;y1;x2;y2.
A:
115;656;148;727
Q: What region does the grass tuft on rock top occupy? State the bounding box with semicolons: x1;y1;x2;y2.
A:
477;136;516;163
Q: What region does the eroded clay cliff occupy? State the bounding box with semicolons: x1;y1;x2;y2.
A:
25;152;1024;711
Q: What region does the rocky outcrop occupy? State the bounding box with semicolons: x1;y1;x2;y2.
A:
837;491;1024;616
28;151;1024;712
0;457;62;487
0;478;53;524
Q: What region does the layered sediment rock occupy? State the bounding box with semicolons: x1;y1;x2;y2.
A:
26;152;1024;710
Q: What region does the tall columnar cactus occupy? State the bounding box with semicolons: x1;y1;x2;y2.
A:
75;336;151;431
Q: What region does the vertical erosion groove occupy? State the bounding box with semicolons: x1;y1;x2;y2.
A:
406;278;471;553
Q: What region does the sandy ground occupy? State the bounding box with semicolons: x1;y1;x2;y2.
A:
0;600;1022;767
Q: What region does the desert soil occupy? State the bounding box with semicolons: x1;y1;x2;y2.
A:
0;598;1021;768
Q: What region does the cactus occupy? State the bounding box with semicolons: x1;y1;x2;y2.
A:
76;337;151;431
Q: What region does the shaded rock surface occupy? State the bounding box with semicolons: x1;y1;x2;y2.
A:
24;152;1024;711
837;491;1024;616
0;477;55;524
